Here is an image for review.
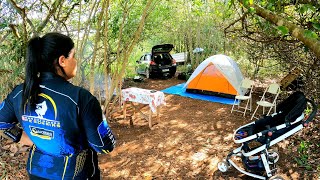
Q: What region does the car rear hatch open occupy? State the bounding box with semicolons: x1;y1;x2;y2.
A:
152;44;174;54
152;44;174;66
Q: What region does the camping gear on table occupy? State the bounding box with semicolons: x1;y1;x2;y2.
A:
218;91;317;179
184;54;244;98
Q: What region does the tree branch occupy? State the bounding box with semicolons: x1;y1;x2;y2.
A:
0;30;11;44
36;0;64;34
7;0;36;34
282;0;320;7
241;1;320;59
224;12;248;33
239;34;299;44
0;69;13;74
61;3;80;22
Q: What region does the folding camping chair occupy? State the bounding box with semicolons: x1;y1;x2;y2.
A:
231;78;254;116
251;83;281;120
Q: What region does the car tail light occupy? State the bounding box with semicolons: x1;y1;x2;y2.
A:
150;61;157;65
172;59;176;65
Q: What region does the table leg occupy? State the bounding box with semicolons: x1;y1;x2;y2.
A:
123;101;127;120
133;102;136;119
157;105;160;121
149;108;152;129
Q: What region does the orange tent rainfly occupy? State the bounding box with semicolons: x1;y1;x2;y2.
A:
184;54;245;98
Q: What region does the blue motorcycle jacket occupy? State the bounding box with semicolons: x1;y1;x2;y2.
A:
0;72;116;179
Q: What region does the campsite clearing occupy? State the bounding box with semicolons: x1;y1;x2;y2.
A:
99;77;318;179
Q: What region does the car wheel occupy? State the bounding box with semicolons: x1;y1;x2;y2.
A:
145;68;150;79
134;66;138;75
170;72;175;78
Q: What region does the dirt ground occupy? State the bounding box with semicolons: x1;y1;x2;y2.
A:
99;77;319;179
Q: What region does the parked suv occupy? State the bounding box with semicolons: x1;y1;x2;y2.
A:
136;44;177;78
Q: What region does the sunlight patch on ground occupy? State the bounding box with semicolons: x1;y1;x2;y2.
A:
223;133;233;141
140;160;179;177
176;153;190;162
216;121;223;129
164;149;179;157
289;170;300;179
168;119;188;128
165;94;176;101
195;136;205;141
211;136;223;144
165;134;183;146
173;122;188;128
168;106;181;111
108;168;131;178
277;139;290;149
225;121;235;126
188;146;215;176
145;156;159;166
191;152;207;162
208;156;220;172
116;119;130;125
206;131;218;136
214;107;228;115
112;141;147;155
168;119;180;125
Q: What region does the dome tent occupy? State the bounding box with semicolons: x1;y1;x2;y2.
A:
184;54;245;98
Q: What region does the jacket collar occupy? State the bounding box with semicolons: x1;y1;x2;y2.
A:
40;72;66;81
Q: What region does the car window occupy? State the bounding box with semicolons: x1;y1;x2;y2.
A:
144;54;151;61
139;55;144;62
163;53;171;59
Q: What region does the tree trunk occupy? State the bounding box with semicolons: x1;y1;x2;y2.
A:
103;0;111;114
89;1;106;94
76;0;99;86
104;0;155;117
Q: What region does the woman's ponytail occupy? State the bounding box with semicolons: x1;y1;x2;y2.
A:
21;37;42;111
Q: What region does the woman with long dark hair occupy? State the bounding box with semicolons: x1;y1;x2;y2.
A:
0;32;116;179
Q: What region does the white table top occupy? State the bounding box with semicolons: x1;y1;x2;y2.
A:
121;87;166;112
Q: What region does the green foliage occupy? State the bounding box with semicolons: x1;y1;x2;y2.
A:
124;64;137;78
304;105;312;115
248;7;256;13
304;30;319;39
266;2;276;11
298;4;316;14
177;64;192;73
242;0;250;7
312;23;320;31
294;140;313;171
277;26;289;36
0;36;24;100
0;22;8;29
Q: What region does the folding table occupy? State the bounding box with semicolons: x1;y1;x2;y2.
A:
121;87;166;129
